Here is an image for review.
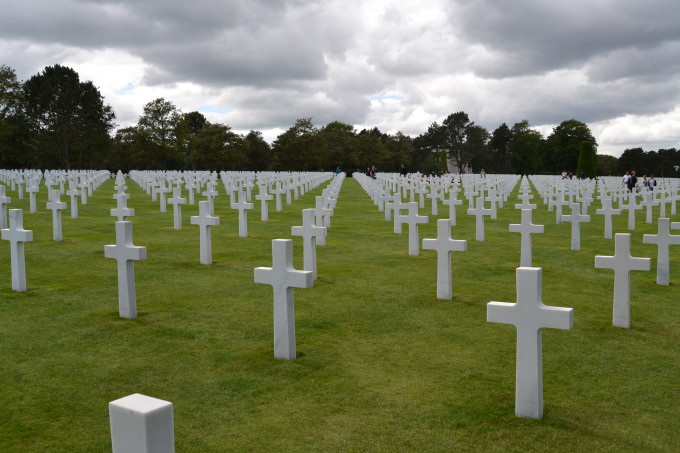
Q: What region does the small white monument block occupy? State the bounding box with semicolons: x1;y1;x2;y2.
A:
1;209;33;291
109;393;174;453
254;239;313;360
595;233;650;328
487;267;573;419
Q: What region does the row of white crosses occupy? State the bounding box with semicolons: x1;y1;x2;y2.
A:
254;174;344;360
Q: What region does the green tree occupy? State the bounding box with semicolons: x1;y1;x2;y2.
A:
271;118;322;170
617;147;645;175
509;120;544;175
356;128;390;172
0;65;32;168
23;64;115;169
576;141;597;178
189;123;246;170
489;123;512;173
137;98;182;169
544;119;596;173
442;111;473;172
318;121;357;170
243;130;271;170
596;154;618;176
465;125;491;173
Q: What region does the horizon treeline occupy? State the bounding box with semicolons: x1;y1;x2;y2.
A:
1;64;678;177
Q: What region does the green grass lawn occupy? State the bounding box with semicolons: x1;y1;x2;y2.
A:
0;175;678;452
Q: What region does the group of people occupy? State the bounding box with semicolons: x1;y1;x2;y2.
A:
622;171;657;192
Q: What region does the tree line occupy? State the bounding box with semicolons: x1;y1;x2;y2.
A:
0;64;677;177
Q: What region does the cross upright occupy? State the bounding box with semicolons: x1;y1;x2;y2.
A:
426;186;444;216
291;208;326;280
621;193;642;230
442;190;463;226
487;267;573;419
643;218;680;285
509;208;544;266
553;192;570;224
595;197;620;239
640;192;659;224
595;233;650;328
561;202;590;251
398;201;429;256
168;187;187;230
255;185;274;221
26;182;39;213
104;221;147;318
467;195;492;241
0;185;11;229
158;183;172;213
231;190;254;237
314;197;332;245
201;182;219;215
254;239;313;360
422;218;467;299
66;184;80;219
1;209;33;291
190;200;220;264
46;189;67;241
515;191;537;210
111;193;135;221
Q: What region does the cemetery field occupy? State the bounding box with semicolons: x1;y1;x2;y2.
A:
1;175;679;452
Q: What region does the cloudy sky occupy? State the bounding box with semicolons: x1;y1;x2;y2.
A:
2;0;679;156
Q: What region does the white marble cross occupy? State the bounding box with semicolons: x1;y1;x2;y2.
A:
391;196;407;234
291;208;326;280
66;184;80;218
622;193;642;230
398;201;429;256
231;190;254;238
1;209;33;291
422;218;467;299
46;189;67;241
190;200;220;265
111;193;134;221
255;185;273;221
104;221;147;318
254;239;313;360
509;208;544;266
515;192;536;210
595;198;620;239
26;183;39;213
595;233;650;328
640;192;659;224
158;184;172;213
168;187;187;230
442;190;463;226
561;203;590;251
313;197;332;245
643;218;680;286
0;185;11;229
487;267;573;419
467;195;492;241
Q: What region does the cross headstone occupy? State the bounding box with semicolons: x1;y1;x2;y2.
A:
467;195;492;241
398;201;429;256
291;208;326;280
442;190;463;226
561;203;590;251
231;190;254;238
111;193;134;221
168;187;187;230
643;218;680;286
1;209;33;291
594;233;651;328
26;183;39;214
66;185;80;219
0;185;11;229
104;221;147;318
46;189;67;241
622;193;642;230
487;267;573;419
509;208;544;266
595;198;620;239
190;200;220;265
254;239;313;360
109;393;174;453
255;186;273;222
422;218;467;300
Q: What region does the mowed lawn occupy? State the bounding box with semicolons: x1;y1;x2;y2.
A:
0;175;678;452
